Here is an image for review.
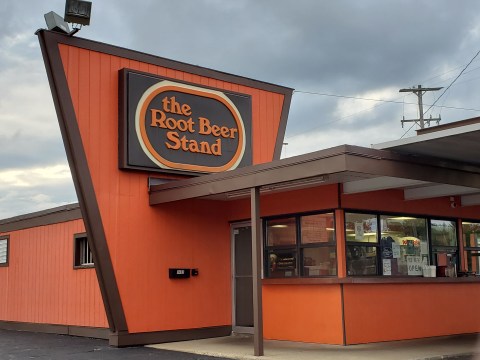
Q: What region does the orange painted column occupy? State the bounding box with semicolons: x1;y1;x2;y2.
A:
335;209;346;278
457;218;466;272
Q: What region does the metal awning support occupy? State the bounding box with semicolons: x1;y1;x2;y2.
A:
251;186;264;356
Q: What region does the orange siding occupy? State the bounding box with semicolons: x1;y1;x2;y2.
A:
342;188;480;219
263;284;344;344
0;221;107;328
335;209;347;278
59;44;285;168
58;43;287;333
343;283;480;344
227;184;340;221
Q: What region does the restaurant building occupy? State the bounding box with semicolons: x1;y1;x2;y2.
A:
1;30;480;354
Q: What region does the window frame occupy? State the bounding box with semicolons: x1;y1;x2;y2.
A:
461;219;480;274
0;235;9;267
73;233;94;269
264;210;337;278
344;211;380;276
344;210;460;277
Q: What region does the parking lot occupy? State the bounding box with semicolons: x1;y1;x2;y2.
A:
0;329;229;360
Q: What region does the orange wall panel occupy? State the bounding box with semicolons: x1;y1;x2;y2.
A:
111;199;232;333
0;221;107;328
342;189;480;219
263;284;344;344
227;184;340;221
343;283;480;344
59;43;288;333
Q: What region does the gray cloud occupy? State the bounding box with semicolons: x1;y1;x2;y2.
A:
2;0;480;217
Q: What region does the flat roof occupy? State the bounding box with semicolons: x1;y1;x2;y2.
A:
373;118;480;166
0;203;81;232
149;144;480;204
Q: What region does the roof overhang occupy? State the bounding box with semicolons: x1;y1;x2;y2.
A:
149;144;480;205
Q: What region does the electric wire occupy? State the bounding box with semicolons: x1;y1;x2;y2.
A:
399;49;480;138
292;90;480;111
285;53;480;142
286;90;480;141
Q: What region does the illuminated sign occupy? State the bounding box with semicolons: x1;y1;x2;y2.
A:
120;70;252;174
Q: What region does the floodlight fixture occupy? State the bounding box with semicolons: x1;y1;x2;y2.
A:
64;0;92;26
44;11;71;34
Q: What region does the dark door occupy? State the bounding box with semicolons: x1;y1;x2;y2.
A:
233;225;253;331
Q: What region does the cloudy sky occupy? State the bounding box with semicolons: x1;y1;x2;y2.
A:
1;0;480;218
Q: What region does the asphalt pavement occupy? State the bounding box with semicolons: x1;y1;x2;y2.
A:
0;328;478;360
0;329;229;360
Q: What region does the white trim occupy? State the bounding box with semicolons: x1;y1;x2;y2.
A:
404;184;480;200
343;176;427;194
372;123;480;150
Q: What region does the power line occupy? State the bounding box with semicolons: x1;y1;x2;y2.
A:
292;90;480;112
423;49;480;117
400;49;480;138
286;90;480;141
288;52;480;142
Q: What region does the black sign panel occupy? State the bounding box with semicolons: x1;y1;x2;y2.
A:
119;69;252;175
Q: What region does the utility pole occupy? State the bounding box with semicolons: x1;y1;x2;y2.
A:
399;85;443;129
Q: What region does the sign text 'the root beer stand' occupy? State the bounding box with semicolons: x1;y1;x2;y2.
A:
120;70;252;174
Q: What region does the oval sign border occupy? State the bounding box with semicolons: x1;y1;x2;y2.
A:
135;80;246;173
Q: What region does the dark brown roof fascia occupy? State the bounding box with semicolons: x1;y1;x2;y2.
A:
149;145;351;204
149;143;480;204
35;30;293;95
37;29;128;334
0;204;81;233
273;91;293;160
37;30;293;163
344;149;480;190
416;116;480;135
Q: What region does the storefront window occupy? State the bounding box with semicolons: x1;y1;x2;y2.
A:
301;213;335;244
265;212;336;278
462;221;480;274
380;216;428;276
345;213;378;243
431;219;458;275
267;249;297;277
345;213;378;275
431;220;457;247
347;245;377;275
345;213;457;277
266;217;296;246
301;213;336;276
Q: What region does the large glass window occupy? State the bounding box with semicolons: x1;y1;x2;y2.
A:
301;213;336;276
380;216;428;276
345;213;459;277
266;217;297;277
265;212;336;278
462;221;480;274
345;213;378;275
430;219;458;275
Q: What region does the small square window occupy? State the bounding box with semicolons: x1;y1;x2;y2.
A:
0;236;9;267
74;234;94;268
